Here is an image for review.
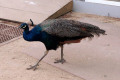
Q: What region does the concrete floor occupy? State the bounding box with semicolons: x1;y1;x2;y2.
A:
0;38;83;80
0;10;120;80
22;12;120;80
1;0;120;80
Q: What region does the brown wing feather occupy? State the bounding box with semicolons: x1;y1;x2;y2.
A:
40;19;93;38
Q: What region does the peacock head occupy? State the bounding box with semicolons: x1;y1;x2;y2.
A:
19;23;29;30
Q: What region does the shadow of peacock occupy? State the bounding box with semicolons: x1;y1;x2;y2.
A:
19;19;106;70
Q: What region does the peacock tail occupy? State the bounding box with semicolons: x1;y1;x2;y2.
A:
39;19;106;40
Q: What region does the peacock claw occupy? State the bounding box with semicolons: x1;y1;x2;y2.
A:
26;64;39;71
54;59;66;64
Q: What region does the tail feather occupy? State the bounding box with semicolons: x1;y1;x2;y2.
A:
83;24;106;38
90;28;106;36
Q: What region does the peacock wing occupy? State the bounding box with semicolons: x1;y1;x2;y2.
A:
39;19;93;38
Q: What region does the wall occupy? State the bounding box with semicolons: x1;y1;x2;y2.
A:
73;0;120;18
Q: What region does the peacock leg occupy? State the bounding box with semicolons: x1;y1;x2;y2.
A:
27;50;49;71
54;45;66;64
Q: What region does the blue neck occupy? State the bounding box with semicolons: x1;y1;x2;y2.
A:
23;27;33;41
24;27;29;34
23;26;42;41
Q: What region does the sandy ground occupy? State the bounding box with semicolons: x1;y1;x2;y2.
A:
0;12;120;80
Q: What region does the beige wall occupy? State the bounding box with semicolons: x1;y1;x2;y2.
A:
107;0;120;2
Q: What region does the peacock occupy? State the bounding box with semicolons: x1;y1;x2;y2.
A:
19;19;106;70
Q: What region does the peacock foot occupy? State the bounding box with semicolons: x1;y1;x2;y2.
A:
54;58;66;64
26;64;39;71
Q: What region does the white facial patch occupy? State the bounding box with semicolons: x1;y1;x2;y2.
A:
22;25;26;29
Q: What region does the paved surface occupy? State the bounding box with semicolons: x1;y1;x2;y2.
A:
0;38;83;80
0;0;72;24
0;12;120;80
23;12;120;80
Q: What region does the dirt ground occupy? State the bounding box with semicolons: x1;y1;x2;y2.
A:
0;12;120;80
